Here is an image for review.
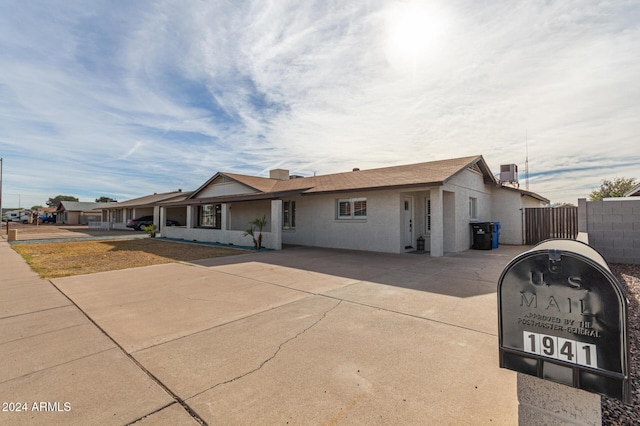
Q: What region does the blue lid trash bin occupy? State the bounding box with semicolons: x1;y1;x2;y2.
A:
471;222;494;250
492;221;501;249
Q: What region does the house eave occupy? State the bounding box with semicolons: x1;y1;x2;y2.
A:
300;182;444;196
163;190;307;206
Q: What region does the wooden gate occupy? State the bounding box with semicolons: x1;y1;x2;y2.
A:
524;207;578;245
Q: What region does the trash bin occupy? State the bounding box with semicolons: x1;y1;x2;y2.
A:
492;222;501;249
471;222;493;250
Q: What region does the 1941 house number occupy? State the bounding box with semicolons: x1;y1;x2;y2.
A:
523;331;598;368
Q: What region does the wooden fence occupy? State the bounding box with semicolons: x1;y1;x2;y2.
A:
524;207;578;245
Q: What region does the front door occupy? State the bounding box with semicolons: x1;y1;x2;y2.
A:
403;197;414;249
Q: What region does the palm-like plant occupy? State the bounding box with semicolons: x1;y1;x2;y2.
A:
244;215;268;249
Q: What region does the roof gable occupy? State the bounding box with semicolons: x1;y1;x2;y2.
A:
189;172;278;199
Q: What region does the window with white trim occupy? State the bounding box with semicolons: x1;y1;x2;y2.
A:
469;197;478;221
283;200;296;229
198;204;222;229
337;198;367;219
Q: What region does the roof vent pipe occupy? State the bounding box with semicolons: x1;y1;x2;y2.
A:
352;168;360;172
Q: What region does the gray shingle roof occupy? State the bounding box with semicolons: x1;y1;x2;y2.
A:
109;191;192;208
57;201;108;212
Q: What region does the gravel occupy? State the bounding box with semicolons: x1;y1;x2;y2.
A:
601;263;640;425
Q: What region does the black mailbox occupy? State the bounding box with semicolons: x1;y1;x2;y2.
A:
498;239;631;402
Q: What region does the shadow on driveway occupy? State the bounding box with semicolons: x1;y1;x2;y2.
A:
191;244;528;299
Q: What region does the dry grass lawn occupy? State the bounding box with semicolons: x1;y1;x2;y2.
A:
13;238;249;278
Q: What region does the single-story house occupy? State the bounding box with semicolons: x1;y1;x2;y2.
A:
37;207;57;219
99;190;191;230
158;155;549;256
56;201;108;225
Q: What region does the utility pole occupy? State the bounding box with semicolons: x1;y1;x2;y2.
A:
525;133;530;191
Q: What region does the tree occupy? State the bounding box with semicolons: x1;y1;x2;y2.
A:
95;196;117;203
589;177;637;201
31;205;45;210
46;195;79;208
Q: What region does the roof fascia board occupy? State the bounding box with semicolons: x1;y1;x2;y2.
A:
163;190;307;206
504;186;549;203
300;182;444;196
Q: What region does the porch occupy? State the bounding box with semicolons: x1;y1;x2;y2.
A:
161;199;283;250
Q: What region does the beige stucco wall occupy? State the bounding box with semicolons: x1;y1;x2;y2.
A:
66;211;80;225
228;200;272;232
281;190;402;253
490;187;545;245
443;169;492;252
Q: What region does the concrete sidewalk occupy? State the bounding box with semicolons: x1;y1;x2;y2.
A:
1;239;525;425
0;240;198;425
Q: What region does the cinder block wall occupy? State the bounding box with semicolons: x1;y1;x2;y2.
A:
578;198;640;264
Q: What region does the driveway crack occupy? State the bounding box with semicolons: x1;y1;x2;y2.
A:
188;300;342;400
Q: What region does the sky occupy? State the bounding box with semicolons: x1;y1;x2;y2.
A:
0;0;638;209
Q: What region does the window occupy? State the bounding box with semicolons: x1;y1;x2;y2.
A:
283;200;296;229
337;198;367;219
469;197;478;220
354;199;367;217
198;204;222;228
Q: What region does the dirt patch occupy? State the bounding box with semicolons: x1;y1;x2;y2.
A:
1;223;68;235
12;238;249;278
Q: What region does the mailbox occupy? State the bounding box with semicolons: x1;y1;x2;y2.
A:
498;239;631;402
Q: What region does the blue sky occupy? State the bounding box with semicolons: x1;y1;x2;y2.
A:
1;0;638;208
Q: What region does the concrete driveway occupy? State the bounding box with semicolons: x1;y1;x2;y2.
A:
1;242;526;425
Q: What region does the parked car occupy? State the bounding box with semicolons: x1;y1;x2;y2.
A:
40;216;56;223
126;216;179;230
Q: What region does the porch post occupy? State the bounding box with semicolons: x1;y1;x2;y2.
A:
221;203;229;230
186;206;193;228
430;187;444;257
271;200;282;250
153;206;161;232
158;207;165;233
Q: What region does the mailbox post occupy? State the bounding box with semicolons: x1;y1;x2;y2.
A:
498;240;631;406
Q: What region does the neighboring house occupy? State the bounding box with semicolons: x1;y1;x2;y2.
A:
56;202;108;225
98;190;191;230
158;155;548;256
623;183;640;197
37;207;57;219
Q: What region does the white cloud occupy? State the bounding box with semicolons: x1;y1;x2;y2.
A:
0;0;638;208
